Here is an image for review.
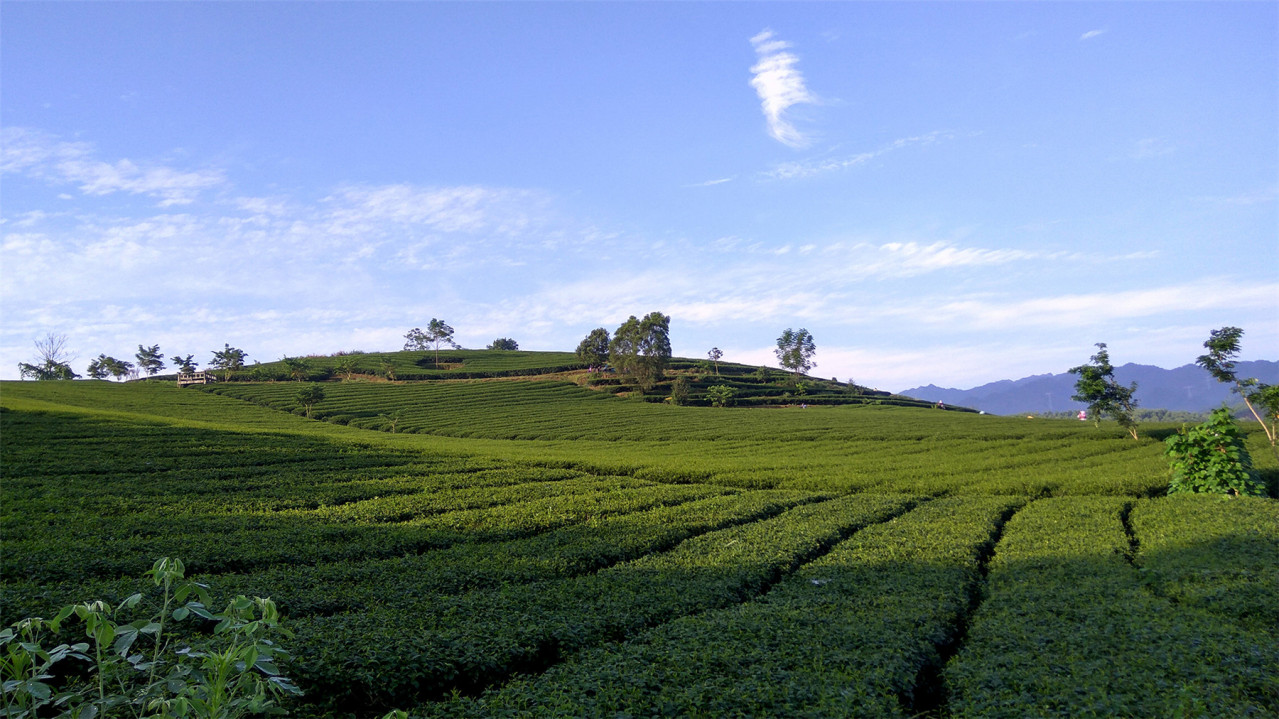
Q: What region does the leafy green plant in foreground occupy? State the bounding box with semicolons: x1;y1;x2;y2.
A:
1;557;301;719
1166;407;1264;497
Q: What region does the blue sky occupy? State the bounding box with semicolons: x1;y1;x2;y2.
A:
2;2;1275;391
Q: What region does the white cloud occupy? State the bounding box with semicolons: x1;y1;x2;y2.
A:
0;127;224;206
1080;28;1107;40
1193;186;1279;206
765;132;954;180
749;29;818;148
912;280;1279;331
686;177;734;188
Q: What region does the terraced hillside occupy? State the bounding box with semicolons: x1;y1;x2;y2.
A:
2;375;1276;718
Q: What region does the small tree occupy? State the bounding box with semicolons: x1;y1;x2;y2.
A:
210;344;247;382
1196;326;1278;455
576;328;611;367
775;328;816;381
282;356;311;381
706;384;736;408
109;358;135;382
1165;408;1264;496
171;354;197;374
336;356;360;381
379;409;404;433
1069;343;1139;440
670;376;691;406
707;347;723;376
487;338;519;351
135;344;165;376
380;358;398;381
18;333;78;380
86;355;113;379
295;383;326;418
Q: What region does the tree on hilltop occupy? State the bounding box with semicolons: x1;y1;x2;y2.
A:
609;312;670;391
410;319;459;367
576;328;611;367
775;328;816;381
708;347;723;376
18;332;78;380
135;344;165;376
282;356;311;381
403;327;429;352
488;338;519;350
172;354;197;374
211;344;248;381
1069;342;1139;440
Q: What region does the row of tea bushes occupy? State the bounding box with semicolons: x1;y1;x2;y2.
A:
946;497;1278;717
287;493;920;715
422;495;1023;718
206;490;820;616
1131;493;1279;634
1;480;728;587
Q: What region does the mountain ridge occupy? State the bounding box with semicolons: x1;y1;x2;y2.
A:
902;360;1279;415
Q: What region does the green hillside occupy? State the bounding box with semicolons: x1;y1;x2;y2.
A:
2;377;1276;718
184;348;939;409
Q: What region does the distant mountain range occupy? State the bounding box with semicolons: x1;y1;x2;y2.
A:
901;360;1279;415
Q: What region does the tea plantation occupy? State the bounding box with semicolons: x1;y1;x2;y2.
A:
2;358;1276;718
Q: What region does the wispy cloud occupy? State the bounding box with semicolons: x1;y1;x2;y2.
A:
916;280;1279;331
0;127;224;206
1080;28;1107;41
686;177;735;188
749;29;818;148
1131;137;1174;159
764;131;954;180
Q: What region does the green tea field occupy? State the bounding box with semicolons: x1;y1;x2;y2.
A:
2;365;1276;718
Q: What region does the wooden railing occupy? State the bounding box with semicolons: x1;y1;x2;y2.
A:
176;371;215;387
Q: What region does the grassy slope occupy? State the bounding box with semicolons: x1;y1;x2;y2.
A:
2;376;1276;717
2;377;1216;496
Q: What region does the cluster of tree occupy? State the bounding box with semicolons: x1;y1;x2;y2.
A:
575;312;672;391
1196;326;1278;457
1069;326;1278;456
487;338;519;351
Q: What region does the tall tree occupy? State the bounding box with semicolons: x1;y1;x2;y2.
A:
636;312;671;389
295;384;326;418
707;347;723;376
426;318;458;367
576;328;611;367
1196;326;1278;454
1069;342;1139;440
211;344;248;381
775;328;816;380
135;344;165;376
609;312;671;391
609;317;643;379
171;354;198;374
